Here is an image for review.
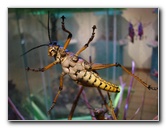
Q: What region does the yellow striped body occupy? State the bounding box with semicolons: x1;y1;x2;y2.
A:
76;70;120;93
61;53;120;93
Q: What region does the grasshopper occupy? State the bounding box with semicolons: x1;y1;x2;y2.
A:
23;14;158;116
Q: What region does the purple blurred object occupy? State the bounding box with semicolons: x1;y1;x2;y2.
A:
123;61;135;120
128;22;135;43
118;76;126;109
138;22;143;40
8;97;25;120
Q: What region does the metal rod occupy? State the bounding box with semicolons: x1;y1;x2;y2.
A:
113;10;117;83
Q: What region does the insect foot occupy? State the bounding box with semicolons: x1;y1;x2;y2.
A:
92;25;97;31
61;15;66;22
47;103;55;115
38;68;44;72
25;67;44;72
115;62;121;67
148;85;158;90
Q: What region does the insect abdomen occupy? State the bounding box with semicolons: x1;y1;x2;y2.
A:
77;70;120;93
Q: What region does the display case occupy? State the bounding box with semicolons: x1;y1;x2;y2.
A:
8;8;158;120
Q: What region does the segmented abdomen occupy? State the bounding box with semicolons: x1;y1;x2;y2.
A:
61;54;120;93
77;70;120;93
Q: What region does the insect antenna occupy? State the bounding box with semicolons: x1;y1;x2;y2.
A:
21;11;57;57
47;11;57;45
20;44;49;56
47;11;52;43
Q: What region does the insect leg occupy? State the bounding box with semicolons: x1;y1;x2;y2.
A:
26;60;59;72
92;63;158;90
91;63;117;70
61;16;72;51
47;72;66;115
75;25;97;56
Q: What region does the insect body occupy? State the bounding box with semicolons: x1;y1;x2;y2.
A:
62;54;120;92
46;42;120;93
24;15;158;116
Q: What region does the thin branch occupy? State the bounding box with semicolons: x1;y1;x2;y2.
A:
68;86;84;120
97;88;117;120
123;61;135;120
